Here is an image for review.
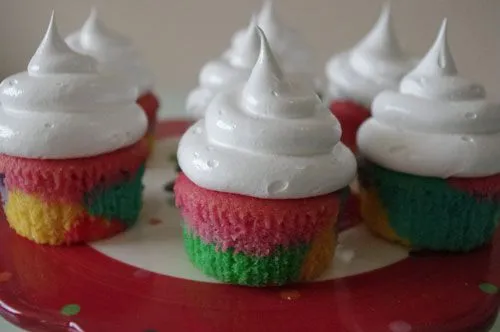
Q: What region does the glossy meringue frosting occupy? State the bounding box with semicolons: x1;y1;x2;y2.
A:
233;1;315;76
186;19;261;118
178;29;356;199
358;20;500;178
325;3;416;107
66;9;153;95
187;1;317;119
0;13;147;159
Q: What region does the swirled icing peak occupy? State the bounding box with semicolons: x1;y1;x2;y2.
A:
407;19;456;77
77;8;131;56
257;0;280;41
178;29;356;199
241;28;284;114
400;19;485;101
185;19;261;118
66;8;153;94
326;3;416;106
0;13;147;159
352;2;403;63
226;16;260;67
357;19;500;178
236;1;316;76
29;12;97;75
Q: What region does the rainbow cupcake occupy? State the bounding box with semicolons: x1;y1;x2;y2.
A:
66;8;159;152
0;14;148;245
357;20;500;252
325;3;415;152
175;29;356;286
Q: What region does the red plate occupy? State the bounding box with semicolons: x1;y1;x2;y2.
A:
0;120;499;332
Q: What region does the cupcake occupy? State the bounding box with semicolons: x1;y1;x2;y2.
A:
0;14;148;245
66;8;158;151
325;3;415;152
357;20;500;252
187;0;317;119
175;29;356;286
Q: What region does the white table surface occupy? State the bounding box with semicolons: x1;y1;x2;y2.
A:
1;93;499;331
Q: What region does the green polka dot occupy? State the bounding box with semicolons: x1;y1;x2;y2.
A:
479;283;498;294
61;304;81;316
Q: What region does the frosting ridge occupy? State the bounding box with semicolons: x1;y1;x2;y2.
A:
179;29;356;199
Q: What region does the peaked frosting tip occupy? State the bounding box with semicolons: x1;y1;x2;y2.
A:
79;7;130;49
354;2;403;58
28;12;96;75
242;28;284;103
257;0;280;38
410;18;457;77
228;17;261;67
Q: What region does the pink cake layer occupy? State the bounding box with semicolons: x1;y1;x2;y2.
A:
329;100;371;153
174;173;341;256
0;139;148;203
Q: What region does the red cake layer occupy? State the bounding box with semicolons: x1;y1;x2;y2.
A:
0;139;148;203
63;214;126;244
175;173;340;256
448;173;500;200
137;92;160;133
329;100;371;153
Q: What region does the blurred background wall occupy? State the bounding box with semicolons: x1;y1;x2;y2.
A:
1;0;499;97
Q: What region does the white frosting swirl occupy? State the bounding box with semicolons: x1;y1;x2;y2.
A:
0;13;147;159
233;1;316;76
66;9;153;95
187;3;318;120
325;3;416;107
186;19;261;118
358;19;500;178
179;29;356;199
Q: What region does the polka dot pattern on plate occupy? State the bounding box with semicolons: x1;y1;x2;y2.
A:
61;304;81;316
479;282;498;294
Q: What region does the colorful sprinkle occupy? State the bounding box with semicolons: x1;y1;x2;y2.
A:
280;290;301;301
0;272;12;283
61;304;81;316
388;320;412;332
149;218;162;226
479;282;498;294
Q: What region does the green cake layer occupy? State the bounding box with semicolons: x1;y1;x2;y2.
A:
84;164;145;227
184;228;309;286
360;161;500;251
